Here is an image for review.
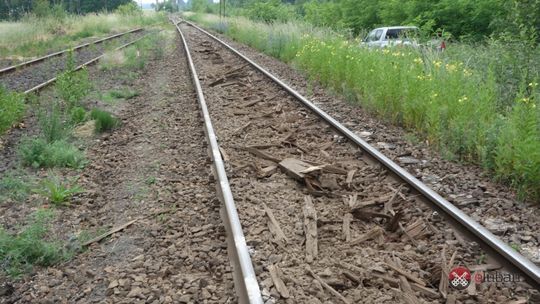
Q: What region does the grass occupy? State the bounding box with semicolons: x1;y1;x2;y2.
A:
90;108;120;133
0;209;70;277
69;106;87;125
0;171;34;203
101;88;139;104
38;102;69;143
98;31;168;71
36;174;83;206
0;87;26;135
0;11;166;60
188;14;540;201
19;137;86;169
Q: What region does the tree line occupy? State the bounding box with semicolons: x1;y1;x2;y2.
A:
212;0;540;41
0;0;134;20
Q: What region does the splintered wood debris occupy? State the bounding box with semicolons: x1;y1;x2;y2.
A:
263;203;288;243
303;195;318;263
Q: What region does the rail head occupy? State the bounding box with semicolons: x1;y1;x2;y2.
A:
180;18;540;290
173;20;264;304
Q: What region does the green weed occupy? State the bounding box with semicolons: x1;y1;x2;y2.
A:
0;171;33;203
19;137;85;169
36;174;83;206
90;109;120;133
56;59;91;109
38;102;68;143
69;106;87;125
0;87;26;135
102;88;139;104
145;176;156;185
0;209;71;277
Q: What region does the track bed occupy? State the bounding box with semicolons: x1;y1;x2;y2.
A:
179;22;535;303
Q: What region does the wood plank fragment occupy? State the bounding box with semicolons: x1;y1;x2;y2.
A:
280;158;312;180
269;265;290;298
439;247;449;298
218;146;229;162
345;169;356;188
399;275;421;304
307;267;351;304
232;121;251;135
411;283;440;298
342;270;362;284
303;196;318;263
338;261;364;275
350;194;393;209
350;226;385;245
82;219;138;246
371;273;400;286
246;147;281;163
342;213;353;242
384;258;426;286
259;165;278;177
264;203;288;243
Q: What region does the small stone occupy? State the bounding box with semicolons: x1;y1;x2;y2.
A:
108;280;119;289
127;287;143;298
178;294;192;303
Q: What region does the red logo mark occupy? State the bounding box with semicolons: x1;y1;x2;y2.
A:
449;266;471;290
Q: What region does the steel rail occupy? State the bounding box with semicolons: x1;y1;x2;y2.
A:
23;34;148;95
173;21;264;303
0;28;143;75
181;19;540;290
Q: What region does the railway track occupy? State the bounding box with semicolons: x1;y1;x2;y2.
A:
173;18;540;303
0;28;146;94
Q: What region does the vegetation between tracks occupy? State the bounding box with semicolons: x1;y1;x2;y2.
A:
0;25;170;278
0;88;26;134
188;14;540;201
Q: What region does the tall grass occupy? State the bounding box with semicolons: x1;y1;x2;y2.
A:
0;11;166;59
0;87;26;134
188;14;540;201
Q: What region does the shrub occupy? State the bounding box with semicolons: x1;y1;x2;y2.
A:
91;108;120;133
0;87;26;135
36;174;83;206
245;0;297;23
0;209;70;277
116;2;142;16
56;53;91;109
19;138;86;169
